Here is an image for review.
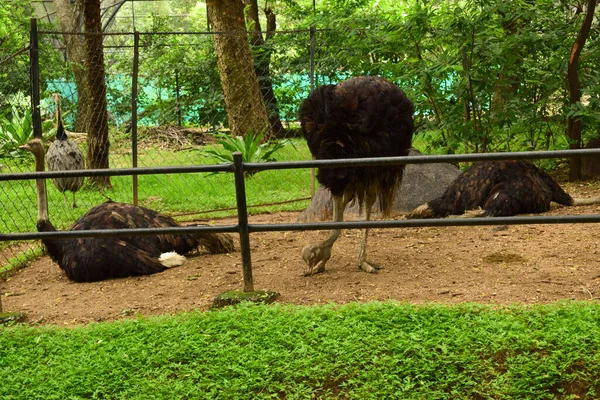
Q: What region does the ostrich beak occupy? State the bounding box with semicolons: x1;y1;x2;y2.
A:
19;144;31;151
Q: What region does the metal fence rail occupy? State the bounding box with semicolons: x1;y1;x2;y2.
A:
3;149;600;291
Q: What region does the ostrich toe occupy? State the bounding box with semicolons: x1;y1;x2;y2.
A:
301;243;330;276
358;259;381;273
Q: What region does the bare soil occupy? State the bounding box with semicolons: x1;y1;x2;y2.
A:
3;181;600;326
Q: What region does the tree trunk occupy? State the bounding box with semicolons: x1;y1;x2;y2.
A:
83;0;111;189
567;0;596;182
206;0;272;139
53;0;92;132
489;9;526;128
244;1;286;138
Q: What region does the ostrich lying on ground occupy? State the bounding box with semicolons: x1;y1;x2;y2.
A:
20;138;234;282
406;160;600;218
299;76;414;275
46;93;86;208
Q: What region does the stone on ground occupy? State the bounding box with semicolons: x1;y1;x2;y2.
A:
297;149;461;222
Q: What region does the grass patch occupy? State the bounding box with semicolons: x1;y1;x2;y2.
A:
0;244;43;276
1;301;599;399
1;138;313;234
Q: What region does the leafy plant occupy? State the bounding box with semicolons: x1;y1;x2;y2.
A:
2;302;600;398
0;106;33;159
203;131;290;177
0;105;56;159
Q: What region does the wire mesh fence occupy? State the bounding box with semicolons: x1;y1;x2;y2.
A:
2;21;596;281
0;24;328;275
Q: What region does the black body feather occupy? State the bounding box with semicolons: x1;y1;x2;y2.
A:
39;201;233;282
408;160;574;218
299;76;414;215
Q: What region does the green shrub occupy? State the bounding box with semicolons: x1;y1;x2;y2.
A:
203;131;291;177
0;105;55;159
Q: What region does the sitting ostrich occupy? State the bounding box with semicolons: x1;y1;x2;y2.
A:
406;160;600;218
46;93;85;208
20;138;234;282
299;76;414;275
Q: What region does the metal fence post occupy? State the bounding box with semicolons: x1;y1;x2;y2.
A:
29;18;42;140
309;25;317;198
131;30;139;206
233;152;254;292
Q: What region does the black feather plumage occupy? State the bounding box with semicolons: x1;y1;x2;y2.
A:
39;201;234;282
407;160;575;218
21;138;234;283
299;75;414;215
299;76;414;275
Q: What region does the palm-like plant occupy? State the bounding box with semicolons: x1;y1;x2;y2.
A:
204;131;289;177
0;106;55;159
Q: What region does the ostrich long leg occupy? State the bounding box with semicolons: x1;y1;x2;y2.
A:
357;190;380;273
301;194;348;276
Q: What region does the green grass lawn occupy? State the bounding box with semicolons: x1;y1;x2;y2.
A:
1;301;599;399
0;138;313;234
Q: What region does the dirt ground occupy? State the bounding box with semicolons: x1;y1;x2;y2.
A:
3;180;600;326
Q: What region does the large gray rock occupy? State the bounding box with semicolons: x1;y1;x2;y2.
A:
297;149;461;222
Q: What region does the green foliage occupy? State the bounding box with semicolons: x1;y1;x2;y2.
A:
1;302;600;398
1;138;310;236
203;132;290;174
0;100;56;159
0;106;34;159
267;0;600;153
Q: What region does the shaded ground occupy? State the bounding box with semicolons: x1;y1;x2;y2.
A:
3;180;600;326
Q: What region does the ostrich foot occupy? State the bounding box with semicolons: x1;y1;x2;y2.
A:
358;259;381;273
301;243;331;276
303;260;326;276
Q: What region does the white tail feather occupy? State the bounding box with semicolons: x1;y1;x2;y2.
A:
159;251;186;268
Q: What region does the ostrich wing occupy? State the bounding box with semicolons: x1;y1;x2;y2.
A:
46;140;85;192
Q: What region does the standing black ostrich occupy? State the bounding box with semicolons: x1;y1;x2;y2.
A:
406;160;600;218
46;93;85;208
299;76;414;275
20;138;234;282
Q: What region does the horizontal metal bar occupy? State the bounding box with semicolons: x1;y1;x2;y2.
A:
0;224;239;241
244;148;600;172
248;214;600;232
7;148;600;181
0;163;233;182
4;214;600;243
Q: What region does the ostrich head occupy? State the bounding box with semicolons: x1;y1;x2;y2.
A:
19;138;45;161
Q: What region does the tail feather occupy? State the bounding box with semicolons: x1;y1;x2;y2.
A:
194;231;235;254
405;203;437;219
159;251;187;268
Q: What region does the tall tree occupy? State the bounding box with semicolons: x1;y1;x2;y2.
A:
244;0;286;137
53;0;92;133
206;0;272;139
83;0;111;188
567;0;597;181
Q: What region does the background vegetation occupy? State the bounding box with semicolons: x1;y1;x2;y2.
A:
3;0;599;160
1;3;600;396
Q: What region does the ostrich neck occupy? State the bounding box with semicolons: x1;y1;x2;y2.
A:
34;149;50;223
